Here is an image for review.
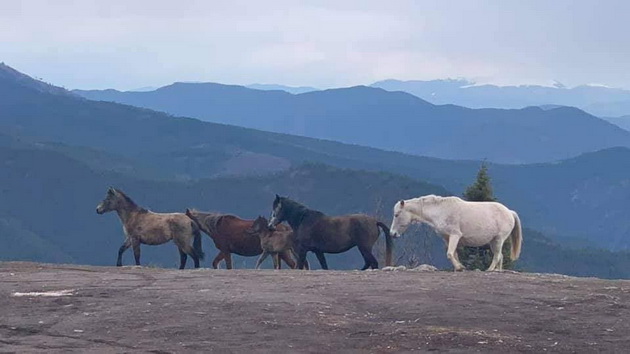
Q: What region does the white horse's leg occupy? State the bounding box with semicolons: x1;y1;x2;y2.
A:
487;237;505;272
446;234;464;271
443;236;462;264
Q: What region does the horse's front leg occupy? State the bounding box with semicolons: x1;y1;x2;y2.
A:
314;251;329;270
272;253;280;269
296;247;309;270
224;253;233;269
117;238;132;266
132;239;141;266
446;234;464;271
256;252;270;269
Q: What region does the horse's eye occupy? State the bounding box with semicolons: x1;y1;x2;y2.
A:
395;213;399;218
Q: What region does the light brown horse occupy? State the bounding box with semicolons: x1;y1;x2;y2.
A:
250;216;309;270
185;209;296;269
96;188;204;269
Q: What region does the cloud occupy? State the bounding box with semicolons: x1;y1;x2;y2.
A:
1;0;629;90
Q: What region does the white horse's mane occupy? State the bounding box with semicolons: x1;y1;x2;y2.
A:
406;194;460;206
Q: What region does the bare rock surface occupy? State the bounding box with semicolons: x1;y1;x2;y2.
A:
1;262;629;353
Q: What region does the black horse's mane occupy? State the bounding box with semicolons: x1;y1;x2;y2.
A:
279;197;324;226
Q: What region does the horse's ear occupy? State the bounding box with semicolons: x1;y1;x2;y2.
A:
108;187;115;194
400;200;405;208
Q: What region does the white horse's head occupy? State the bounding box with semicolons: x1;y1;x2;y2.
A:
390;199;415;238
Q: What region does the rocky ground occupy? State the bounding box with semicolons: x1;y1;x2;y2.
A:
0;262;629;353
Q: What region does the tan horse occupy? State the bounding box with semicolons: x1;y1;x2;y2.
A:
185;209;296;269
250;216;308;270
96;188;204;269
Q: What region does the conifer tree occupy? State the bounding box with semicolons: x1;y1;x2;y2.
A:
459;162;513;270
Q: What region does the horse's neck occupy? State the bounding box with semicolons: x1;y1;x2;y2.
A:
411;200;438;228
286;214;303;230
416;200;448;229
115;203;142;225
286;206;316;230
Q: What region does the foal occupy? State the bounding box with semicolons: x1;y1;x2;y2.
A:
96;188;204;269
250;216;308;270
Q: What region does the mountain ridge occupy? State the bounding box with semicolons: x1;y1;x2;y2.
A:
72;79;630;164
371;78;630;117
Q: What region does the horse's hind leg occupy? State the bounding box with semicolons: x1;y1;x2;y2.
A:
279;250;296;269
212;253;225;269
487;238;505;272
117;238;132;266
358;245;379;270
178;249;188;269
181;244;200;269
224;253;233;269
132;240;141;266
314;251;329;270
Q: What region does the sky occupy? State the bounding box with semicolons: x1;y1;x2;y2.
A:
1;0;630;90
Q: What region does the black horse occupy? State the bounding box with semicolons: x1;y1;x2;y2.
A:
267;195;393;270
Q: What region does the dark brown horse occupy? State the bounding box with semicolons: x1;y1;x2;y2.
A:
250;216;309;270
268;195;393;270
185;209;296;269
96;188;204;269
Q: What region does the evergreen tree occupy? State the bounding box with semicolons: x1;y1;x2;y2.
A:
463;162;496;202
459;162;513;270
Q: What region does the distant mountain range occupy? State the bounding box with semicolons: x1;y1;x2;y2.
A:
371;79;630;118
246;83;319;94
73;82;630;164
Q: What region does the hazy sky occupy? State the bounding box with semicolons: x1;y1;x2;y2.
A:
2;0;629;90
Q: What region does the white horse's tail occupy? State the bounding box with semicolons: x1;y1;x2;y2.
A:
510;211;523;260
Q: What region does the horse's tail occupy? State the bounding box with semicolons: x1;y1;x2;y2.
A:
192;226;205;260
509;211;522;261
377;222;393;267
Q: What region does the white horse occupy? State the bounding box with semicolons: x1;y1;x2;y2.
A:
389;195;522;271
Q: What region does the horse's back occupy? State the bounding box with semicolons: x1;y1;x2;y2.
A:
216;215;263;256
454;200;516;241
301;214;378;253
132;212;196;245
460;200;513;221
